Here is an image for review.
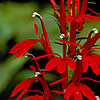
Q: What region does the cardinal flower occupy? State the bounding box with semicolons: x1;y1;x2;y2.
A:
9;12;53;59
10;77;36;100
50;0;100;31
10;70;45;100
77;48;100;76
76;31;100;75
45;56;76;73
64;81;96;100
49;77;100;100
31;52;76;74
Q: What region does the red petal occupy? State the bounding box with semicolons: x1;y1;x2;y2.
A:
84;14;94;21
10;78;34;97
75;0;80;15
82;55;89;73
88;8;100;15
91;53;100;65
49;77;71;86
17;90;25;100
51;90;64;94
57;61;66;73
9;39;38;53
60;0;67;37
78;22;84;31
14;42;36;59
79;83;96;100
56;39;83;49
88;56;100;76
83;32;100;50
30;65;36;72
23;95;43;100
34;24;41;39
45;57;61;71
32;53;61;60
67;0;71;15
74;86;82;100
50;0;60;14
64;82;75;99
23;96;35;100
9;39;39;59
80;0;88;15
66;58;76;70
92;16;100;20
39;18;53;55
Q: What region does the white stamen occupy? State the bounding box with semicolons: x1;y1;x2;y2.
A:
25;55;28;58
32;12;42;19
96;96;100;100
34;72;41;77
25;53;35;58
77;55;82;60
60;34;65;39
64;89;66;93
92;28;98;33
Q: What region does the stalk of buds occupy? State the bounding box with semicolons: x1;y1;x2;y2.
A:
9;0;100;100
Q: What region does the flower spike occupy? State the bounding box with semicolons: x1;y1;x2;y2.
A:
64;81;96;100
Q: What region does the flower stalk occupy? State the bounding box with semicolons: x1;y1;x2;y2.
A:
9;0;100;100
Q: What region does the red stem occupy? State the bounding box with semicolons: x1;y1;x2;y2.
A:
70;20;76;55
34;60;54;100
69;0;77;55
41;77;55;100
62;42;68;100
69;1;77;100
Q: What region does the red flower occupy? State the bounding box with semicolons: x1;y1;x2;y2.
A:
83;31;100;50
9;12;53;59
9;39;39;59
23;95;44;100
10;73;45;100
31;51;76;74
64;82;96;100
77;48;100;76
77;31;100;75
10;78;35;100
50;0;100;31
45;56;76;73
49;77;100;100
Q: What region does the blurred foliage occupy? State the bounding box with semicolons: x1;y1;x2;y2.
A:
0;1;100;100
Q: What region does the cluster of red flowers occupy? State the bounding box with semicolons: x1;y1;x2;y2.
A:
9;0;100;100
